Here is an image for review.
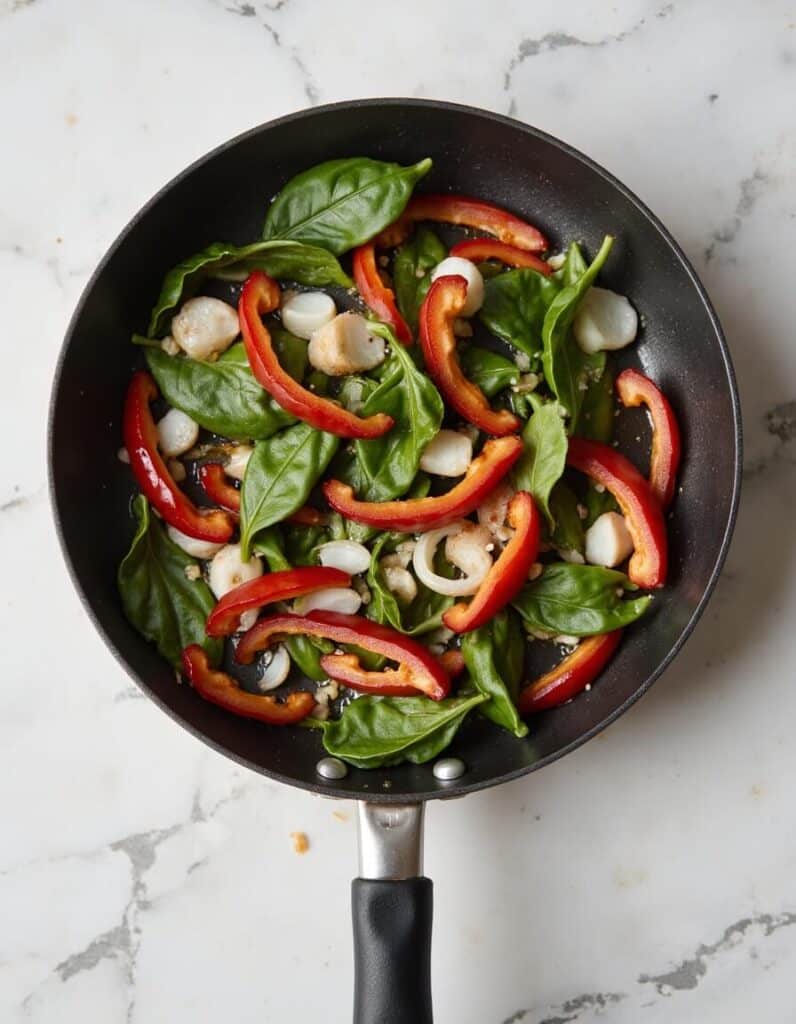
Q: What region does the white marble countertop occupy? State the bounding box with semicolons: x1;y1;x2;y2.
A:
2;0;795;1020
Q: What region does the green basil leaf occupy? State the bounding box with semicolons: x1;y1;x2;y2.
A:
283;522;328;567
240;424;339;558
263;157;432;255
145;343;293;441
461;616;528;738
320;693;486;769
459;345;519;398
366;534;452;636
148;240;351;336
351;324;444;502
549;480;585;554
512;402;568;529
584;485;620;527
117;496;221;669
490;608;525;697
541;235;613;422
480;267;561;358
393;226;447;329
512;563;652;636
574;366;614;442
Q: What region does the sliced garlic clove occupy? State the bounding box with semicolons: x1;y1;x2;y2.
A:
584;512;634;567
224;444;253;481
281;290;337;340
574;287;638;354
157;408;199;457
171;296;240;360
208;544;263;599
293;587;362;615
413;522;492;597
307;312;385;375
317;540;371;576
419;430;473;477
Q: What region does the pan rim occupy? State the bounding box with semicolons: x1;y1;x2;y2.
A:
48;97;743;803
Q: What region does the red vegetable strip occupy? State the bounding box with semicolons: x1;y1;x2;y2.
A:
182;645;314;724
287;505;329;526
376;194;547;252
239;271;394;440
206;566;351;637
419;275;521;436
235;610;451;701
352;242;412;343
517;631;623;714
123;372;234;543
567;438;668;589
323;435;523;533
443;491;540;633
615;369;682;509
321;646;465;696
199;463;240;513
449;237;552;275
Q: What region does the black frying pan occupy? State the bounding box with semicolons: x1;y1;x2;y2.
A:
48;99;741;1023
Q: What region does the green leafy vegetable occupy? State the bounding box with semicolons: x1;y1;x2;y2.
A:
319;693;486;768
350;324;444;502
549;480;585;554
263;156;432;255
480;268;560;358
148;240;351;336
541;235;613;423
459;346;519;398
512;563;651;636
240;424;339;558
393;226;447;329
282;522;328;567
146;342;293;441
584;485;619;527
366;534;452;636
575;366;614;442
117;496;220;669
461;613;528;738
512;402;568;529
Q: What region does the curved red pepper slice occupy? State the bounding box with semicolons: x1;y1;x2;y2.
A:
323;435;523;533
239;271;394;440
124;372;234;543
352;242;412;343
206;566;351;637
199;463;240;513
235;610;451;701
567;438;667;589
182;645;314;724
517;630;623;714
616;369;682;509
449;238;552;275
419;275;521;436
376;194;547;252
443;491;541;633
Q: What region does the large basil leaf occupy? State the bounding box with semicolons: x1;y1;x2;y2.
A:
491;608;525;696
263;157;432;255
117;496;221;669
240;424;339;558
512;563;651;636
320;693;486;769
351;324;444;502
512;402;568;529
366;534;452;636
480;268;561;358
148;240;351;336
461;614;527;738
549;480;585;554
146;342;293;441
252;527;331;680
541;235;613;422
459;346;519;398
393;226;447;329
575;366;614;442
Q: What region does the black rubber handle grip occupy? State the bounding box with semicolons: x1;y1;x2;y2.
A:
352;877;433;1024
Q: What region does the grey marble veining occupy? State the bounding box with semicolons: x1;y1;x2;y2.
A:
1;0;795;1021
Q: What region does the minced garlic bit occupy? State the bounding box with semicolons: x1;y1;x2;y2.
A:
576;503;588;521
160;335;180;356
594;483;606;493
117;447;130;464
514;352;531;372
511;372;540;394
290;832;309;855
184;564;201;581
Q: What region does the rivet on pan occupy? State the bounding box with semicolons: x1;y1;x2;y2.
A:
433;757;466;781
316;757;348;781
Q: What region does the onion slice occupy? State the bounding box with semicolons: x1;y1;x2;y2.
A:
412;521;493;597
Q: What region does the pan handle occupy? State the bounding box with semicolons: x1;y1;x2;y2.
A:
352;803;432;1024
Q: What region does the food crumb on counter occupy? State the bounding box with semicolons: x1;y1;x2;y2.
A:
332;810;349;823
290;831;310;854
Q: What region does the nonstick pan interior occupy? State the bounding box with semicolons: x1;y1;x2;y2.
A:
49;99;741;802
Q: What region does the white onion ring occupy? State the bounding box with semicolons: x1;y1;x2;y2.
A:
412;521;492;597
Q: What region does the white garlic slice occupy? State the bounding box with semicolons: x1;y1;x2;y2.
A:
281;290;337;340
157;409;199;457
293;587;362;616
171;296;240;360
307;312;385;375
419;430;473;477
167;525;224;561
317;540;371;576
208;544;263;599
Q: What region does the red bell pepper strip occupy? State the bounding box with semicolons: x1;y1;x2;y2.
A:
567;438;667;589
376;194;547;252
235;610;451;701
323;435;523;533
419;275;521;436
199;463;240;513
239;271;394;440
287;505;329;526
352;243;412;343
443;491;541;633
449;238;552;275
517;630;623;714
615;369;682;509
124;372;234;543
182;645;314;724
206;566;351;636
